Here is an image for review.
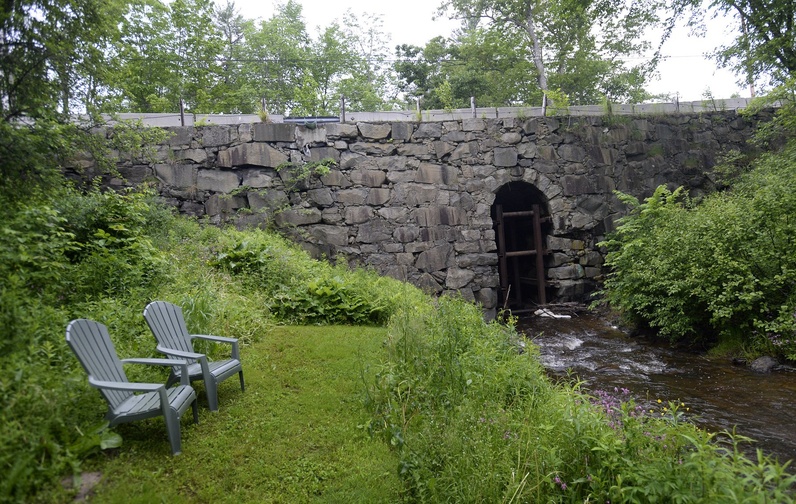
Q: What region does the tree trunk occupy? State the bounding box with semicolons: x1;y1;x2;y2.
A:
525;7;548;100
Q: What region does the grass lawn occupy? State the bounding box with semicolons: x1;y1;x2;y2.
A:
65;326;402;503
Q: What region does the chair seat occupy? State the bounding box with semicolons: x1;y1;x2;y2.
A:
180;359;242;383
112;384;197;419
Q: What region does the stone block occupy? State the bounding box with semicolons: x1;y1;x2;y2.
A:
474;287;497;309
218;143;288;168
325;123;359;138
557;144;587;163
412;123;443;139
433;141;456;158
441;131;466;142
546;236;573;251
462;118;485;131
391;122;413;141
517;142;537;158
563;175;595;196
198;126;230;147
248;189;288;211
449;141;478;161
415;244;453;272
197;169;240;193
579;251;604;267
548;265;581;280
383;242;404;253
378;207;410;222
308;188;334;207
345;206;374;224
537;146;559;161
501;132;522;144
296;126;327;146
320;169;352;188
253;123;295;142
309;225;349;246
205;194;247;215
166;127;193;146
394;227;420;243
118;165;152;185
309;146;341;163
446;267;476;289
155;164;197;188
366;188;391;205
178;148;208;164
274;208;322;226
397;143;429;156
349;142;397;155
336;188;368;204
397;252;415;265
237;124;253;143
241;169;274;188
375;155;413;172
454;241;480;253
351;169;387;187
493;147;518;167
357;220;394;243
417;272;443;294
358;122;391;139
415;163;458;185
413;206;467;227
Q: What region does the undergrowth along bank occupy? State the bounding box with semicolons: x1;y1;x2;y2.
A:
366;296;796;502
2;181;794;503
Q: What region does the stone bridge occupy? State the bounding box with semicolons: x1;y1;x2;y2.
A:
95;111;760;318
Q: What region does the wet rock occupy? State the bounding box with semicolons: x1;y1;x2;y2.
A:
750;356;778;373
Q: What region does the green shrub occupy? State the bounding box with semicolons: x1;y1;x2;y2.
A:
598;142;796;359
211;230;409;326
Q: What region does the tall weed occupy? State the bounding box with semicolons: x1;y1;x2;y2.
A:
367;296;796;502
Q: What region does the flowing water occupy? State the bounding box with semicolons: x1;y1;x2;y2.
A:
517;311;796;463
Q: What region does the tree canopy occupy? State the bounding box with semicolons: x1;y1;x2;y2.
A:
685;0;796;91
431;0;672;106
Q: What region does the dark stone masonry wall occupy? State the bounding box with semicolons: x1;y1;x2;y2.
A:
90;111;760;318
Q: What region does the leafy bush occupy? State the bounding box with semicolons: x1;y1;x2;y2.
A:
211;230;407;326
598;141;796;359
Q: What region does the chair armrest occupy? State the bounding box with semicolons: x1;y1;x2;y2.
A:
88;377;163;393
190;334;240;360
121;357;189;367
121;357;192;386
154;347;204;360
89;378;178;414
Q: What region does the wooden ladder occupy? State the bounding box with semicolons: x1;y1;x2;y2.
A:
495;203;547;311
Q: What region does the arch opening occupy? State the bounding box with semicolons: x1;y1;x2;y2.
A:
491;182;553;312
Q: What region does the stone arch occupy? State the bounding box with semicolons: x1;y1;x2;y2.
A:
491;181;553;311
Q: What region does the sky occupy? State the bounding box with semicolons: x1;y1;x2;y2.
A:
233;0;747;103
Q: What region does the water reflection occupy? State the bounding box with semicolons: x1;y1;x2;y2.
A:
517;311;796;463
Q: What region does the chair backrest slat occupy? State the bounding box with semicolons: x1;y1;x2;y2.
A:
66;319;131;409
144;301;195;357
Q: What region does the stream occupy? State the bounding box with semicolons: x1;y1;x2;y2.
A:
517;311;796;463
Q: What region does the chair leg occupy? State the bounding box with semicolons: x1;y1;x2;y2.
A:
239;370;245;392
206;379;219;412
164;408;182;455
191;398;199;424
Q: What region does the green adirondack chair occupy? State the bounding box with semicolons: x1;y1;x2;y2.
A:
65;319;199;455
143;301;245;411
